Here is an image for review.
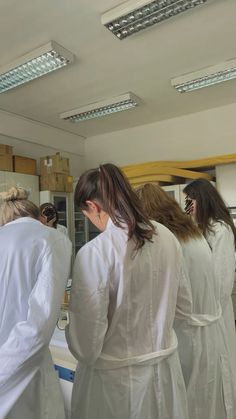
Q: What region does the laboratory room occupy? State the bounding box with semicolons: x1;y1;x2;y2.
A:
1;1;236;419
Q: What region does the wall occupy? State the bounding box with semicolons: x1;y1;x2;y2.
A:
84;102;236;169
0;110;85;178
216;163;236;207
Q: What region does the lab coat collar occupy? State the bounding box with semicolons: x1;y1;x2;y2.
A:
4;217;41;227
105;216;128;233
105;217;113;230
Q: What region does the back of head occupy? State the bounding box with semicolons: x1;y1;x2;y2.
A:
183;179;236;245
0;186;40;226
40;202;58;228
74;163;155;250
136;183;201;242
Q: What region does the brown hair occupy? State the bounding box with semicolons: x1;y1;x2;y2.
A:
183;178;236;246
136;183;202;242
74;163;155;250
0;186;40;226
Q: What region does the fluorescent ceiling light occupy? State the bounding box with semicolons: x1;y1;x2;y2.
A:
171;58;236;93
0;41;74;93
101;0;208;40
60;92;140;123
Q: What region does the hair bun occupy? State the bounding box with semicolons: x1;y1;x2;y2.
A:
0;186;29;202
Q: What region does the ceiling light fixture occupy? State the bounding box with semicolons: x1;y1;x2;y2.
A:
0;41;74;93
101;0;208;40
60;92;140;123
171;58;236;93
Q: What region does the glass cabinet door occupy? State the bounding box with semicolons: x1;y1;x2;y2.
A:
88;219;100;241
53;195;68;228
74;207;87;255
74;206;100;255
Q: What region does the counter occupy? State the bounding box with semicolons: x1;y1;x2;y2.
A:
50;328;77;419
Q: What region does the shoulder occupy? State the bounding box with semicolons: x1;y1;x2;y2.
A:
209;220;232;237
150;220;182;254
57;224;69;236
152;220;178;241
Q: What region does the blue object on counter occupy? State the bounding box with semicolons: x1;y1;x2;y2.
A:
55;364;75;382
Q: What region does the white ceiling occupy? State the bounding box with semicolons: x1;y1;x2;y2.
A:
0;0;236;140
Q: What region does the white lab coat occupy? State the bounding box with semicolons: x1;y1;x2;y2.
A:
206;221;236;409
0;217;72;419
66;219;190;419
174;235;235;419
57;224;69;237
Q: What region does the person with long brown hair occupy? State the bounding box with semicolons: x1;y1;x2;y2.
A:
183;178;236;409
66;163;190;419
0;186;72;419
136;182;236;419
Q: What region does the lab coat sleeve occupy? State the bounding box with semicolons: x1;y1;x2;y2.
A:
207;223;235;312
66;244;109;365
0;236;72;391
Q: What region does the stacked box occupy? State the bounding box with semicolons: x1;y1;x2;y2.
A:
13;155;37;175
40;153;73;192
40;173;73;192
40;153;70;175
0;144;13;172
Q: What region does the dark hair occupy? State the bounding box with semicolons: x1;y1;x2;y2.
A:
40;203;58;228
183;178;236;246
74;163;155;250
136;183;202;242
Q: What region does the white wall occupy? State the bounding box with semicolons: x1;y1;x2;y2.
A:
0;134;84;178
216;163;236;207
0;110;85;178
84;102;236;169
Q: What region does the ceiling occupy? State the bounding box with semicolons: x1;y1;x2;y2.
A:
0;0;236;140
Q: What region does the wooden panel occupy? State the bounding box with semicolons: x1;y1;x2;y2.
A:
122;153;236;173
129;174;178;186
123;166;213;180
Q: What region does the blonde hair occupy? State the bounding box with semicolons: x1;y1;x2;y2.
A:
0;186;40;226
135;183;202;242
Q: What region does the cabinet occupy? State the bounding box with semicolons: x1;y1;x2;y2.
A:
162;184;186;209
0;171;39;205
74;206;100;256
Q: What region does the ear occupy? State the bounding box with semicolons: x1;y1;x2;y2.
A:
85;200;102;213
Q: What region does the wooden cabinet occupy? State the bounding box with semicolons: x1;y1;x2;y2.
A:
0;171;39;205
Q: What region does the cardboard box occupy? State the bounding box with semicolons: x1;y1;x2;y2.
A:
40;153;70;175
40;174;73;192
0;154;13;171
13;155;37;175
65;175;73;192
0;144;13;155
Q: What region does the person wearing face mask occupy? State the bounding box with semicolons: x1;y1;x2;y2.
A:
40;202;69;237
183;178;236;414
136;182;236;419
66;163;190;419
